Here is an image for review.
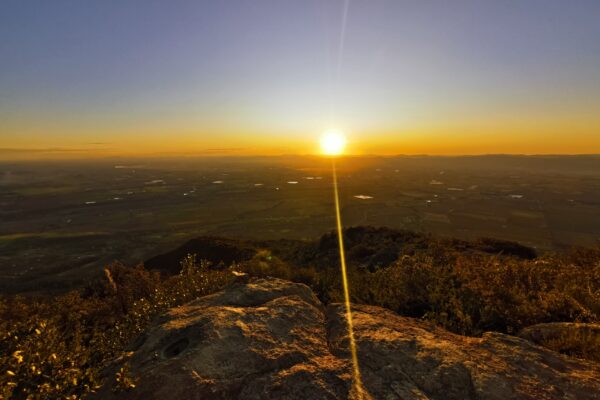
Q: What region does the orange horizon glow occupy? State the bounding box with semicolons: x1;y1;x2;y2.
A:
3;111;600;160
2;127;599;161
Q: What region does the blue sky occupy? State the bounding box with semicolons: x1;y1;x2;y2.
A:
1;0;599;157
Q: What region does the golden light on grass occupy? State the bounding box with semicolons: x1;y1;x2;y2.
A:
320;130;347;156
322;131;366;398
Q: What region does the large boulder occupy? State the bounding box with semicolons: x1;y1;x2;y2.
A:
100;278;600;399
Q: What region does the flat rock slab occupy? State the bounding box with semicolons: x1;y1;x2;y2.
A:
100;278;600;399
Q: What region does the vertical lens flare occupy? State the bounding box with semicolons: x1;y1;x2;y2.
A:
331;158;366;399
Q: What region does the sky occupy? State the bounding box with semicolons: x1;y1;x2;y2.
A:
1;0;600;159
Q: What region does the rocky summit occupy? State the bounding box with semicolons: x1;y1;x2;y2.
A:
99;278;600;400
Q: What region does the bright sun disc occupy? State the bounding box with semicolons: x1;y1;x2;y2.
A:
320;131;346;156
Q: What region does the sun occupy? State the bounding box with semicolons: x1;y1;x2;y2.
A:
320;130;347;156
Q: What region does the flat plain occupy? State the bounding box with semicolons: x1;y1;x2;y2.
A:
1;155;598;293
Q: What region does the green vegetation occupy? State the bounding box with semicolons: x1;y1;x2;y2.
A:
1;229;599;398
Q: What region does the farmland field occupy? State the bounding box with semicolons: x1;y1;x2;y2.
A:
1;155;599;293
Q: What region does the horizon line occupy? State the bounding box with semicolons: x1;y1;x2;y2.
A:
1;152;600;163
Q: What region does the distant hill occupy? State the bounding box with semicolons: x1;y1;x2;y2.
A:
145;236;257;275
145;226;537;276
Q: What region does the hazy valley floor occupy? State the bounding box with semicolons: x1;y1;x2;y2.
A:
1;155;599;294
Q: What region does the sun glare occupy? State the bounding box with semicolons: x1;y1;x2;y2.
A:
320;130;347;156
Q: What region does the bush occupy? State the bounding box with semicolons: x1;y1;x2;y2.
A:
0;258;234;399
237;237;600;341
2;232;599;398
538;330;600;362
338;251;600;337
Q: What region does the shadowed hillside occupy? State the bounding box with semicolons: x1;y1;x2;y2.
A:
144;237;257;275
144;226;538;276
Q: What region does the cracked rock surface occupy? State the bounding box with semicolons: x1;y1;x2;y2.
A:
101;278;600;399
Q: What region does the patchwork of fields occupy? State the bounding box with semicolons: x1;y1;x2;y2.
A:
1;155;599;293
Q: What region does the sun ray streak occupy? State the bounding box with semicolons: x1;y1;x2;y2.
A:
331;158;366;399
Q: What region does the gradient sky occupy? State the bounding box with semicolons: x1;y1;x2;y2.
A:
1;0;600;159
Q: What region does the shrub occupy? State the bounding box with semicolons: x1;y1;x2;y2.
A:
236;237;600;342
538;330;600;362
338;250;600;340
0;258;234;399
